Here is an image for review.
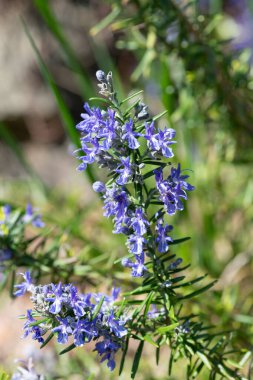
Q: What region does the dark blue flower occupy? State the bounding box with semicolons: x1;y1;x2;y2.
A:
76;103;104;133
75;104;118;171
94;338;121;371
168;257;183;270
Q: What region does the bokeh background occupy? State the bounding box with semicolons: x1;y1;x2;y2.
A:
0;0;253;379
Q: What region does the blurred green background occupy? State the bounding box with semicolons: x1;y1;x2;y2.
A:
0;0;253;378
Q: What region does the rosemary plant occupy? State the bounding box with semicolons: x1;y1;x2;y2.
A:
14;71;250;379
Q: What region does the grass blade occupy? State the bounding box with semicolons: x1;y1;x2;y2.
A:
33;0;94;98
22;19;96;184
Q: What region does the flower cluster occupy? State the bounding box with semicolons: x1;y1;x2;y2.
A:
75;71;194;277
15;272;128;371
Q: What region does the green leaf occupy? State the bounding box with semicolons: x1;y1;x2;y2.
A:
143;334;159;347
90;6;121;36
59;343;76;355
179;280;217;300
123;98;143;117
143;291;154;317
29;317;49;327
89;97;111;104
91;296;105;320
156;322;179;334
132;292;155;319
196;351;212;370
239;350;252;367
217;364;234;380
156;345;160;365
170;237;191;245
120;90;144;105
153;110;168;121
124;285;155;296
40;332;54;348
131;340;144;379
119;337;129;376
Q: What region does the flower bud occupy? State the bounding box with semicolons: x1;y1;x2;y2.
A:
92;181;106;193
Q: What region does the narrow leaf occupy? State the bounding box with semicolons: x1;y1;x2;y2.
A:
40;332;54;348
179;280;217;300
59;343;76;355
196;351;212;370
120;90;144;105
131;340;144;379
91;296;105;320
119;337;129;376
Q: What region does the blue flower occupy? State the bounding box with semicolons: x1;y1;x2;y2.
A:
19;272;128;371
76;103;104;133
144;122;176;158
52;317;73;344
115;157;133;185
14;271;34;297
103;184;129;224
156;220;173;253
168;257;183;270
127;234;146;255
122;252;147;277
69;286;88;317
107;311;127;338
46;283;63;314
130;208;149;236
23;310;44;344
23;204;44;228
170;164;195;191
154;165;194;215
76;104;118;171
73;318;98;346
155;128;176;158
94;338;121;371
122;119;141;149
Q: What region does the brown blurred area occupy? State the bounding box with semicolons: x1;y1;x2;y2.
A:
0;0;134;187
